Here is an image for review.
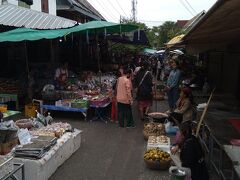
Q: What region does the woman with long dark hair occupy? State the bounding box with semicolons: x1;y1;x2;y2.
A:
178;122;209;180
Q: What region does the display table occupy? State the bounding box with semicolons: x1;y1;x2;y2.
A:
41;105;87;118
14;129;82;180
89;101;111;123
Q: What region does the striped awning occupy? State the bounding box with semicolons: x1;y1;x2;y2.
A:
0;4;77;29
165;34;185;48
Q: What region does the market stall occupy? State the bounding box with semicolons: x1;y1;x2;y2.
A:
14;129;82;180
0;111;83;180
142;121;172;170
41;73;115;122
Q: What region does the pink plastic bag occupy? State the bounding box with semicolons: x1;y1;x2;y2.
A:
174;130;183;145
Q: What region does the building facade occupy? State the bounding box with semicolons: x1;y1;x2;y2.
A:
2;0;56;15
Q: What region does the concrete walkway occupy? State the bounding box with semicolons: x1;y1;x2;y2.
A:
49;100;171;180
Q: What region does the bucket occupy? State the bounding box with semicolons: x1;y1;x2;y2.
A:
171;168;186;180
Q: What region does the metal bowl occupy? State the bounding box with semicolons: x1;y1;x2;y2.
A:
148;112;168;123
171;168;186;177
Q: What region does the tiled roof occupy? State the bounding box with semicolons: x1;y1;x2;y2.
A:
0;4;77;29
176;20;188;28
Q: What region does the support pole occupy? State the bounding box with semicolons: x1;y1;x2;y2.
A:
196;88;215;136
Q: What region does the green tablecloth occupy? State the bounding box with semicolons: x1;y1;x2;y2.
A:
3;110;21;120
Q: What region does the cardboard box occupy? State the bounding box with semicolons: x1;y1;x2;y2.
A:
25;103;39;118
0;138;19;155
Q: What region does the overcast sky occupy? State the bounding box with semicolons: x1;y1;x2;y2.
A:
87;0;217;27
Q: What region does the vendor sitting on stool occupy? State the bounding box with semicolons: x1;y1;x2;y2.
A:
54;62;68;90
167;87;195;126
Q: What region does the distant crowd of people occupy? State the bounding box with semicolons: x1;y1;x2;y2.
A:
112;55;209;180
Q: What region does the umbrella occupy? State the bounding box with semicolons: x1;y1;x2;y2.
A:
165;34;184;48
169;49;184;55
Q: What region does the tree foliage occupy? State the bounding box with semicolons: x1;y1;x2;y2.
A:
120;17;147;29
146;21;183;48
118;18;183;50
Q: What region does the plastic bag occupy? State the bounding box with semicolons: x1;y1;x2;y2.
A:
164;119;172;132
165;119;178;135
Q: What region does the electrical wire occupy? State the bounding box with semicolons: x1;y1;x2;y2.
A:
115;0;129;18
88;0;119;22
184;0;197;14
138;20;165;23
178;0;195;16
95;0;119;21
105;0;124;18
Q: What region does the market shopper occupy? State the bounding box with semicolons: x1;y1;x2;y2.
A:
134;61;153;121
54;62;69;89
165;58;181;112
116;68;135;128
171;122;209;180
156;59;162;80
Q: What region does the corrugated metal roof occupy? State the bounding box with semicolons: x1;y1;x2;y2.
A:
0;4;78;29
75;0;105;20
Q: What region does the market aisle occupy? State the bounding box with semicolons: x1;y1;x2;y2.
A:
49;100;170;180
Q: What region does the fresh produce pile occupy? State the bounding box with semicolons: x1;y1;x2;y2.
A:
148;135;168;144
71;99;88;109
31;122;72;138
143;122;166;140
144;148;171;161
143;148;171;170
89;95;110;106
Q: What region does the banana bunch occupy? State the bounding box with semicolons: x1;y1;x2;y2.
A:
144;148;171;161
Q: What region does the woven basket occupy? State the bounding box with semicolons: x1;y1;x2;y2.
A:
144;159;171;170
15;119;33;129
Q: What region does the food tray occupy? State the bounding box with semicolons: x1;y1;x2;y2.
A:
0;156;14;179
147;136;171;153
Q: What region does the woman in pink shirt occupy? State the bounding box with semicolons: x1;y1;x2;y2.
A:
116;69;135;128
